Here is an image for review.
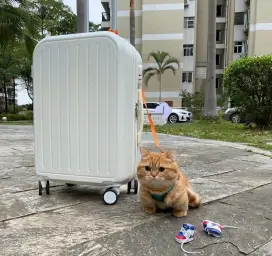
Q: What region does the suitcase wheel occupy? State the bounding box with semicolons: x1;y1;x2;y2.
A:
38;181;42;196
46;180;50;195
127;180;138;194
103;187;118;205
38;180;50;196
65;183;76;187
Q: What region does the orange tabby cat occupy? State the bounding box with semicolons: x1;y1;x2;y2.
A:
137;147;201;217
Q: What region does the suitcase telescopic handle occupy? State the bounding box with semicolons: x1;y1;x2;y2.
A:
137;89;144;146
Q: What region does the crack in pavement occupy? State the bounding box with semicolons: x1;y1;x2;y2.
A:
194;241;247;255
200;169;239;178
218;201;236;207
11;185;64;194
0;202;83;223
78;240;118;256
248;237;272;255
199;181;272;206
0;177;11;180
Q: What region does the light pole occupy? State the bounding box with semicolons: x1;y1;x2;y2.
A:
77;0;89;33
111;0;118;30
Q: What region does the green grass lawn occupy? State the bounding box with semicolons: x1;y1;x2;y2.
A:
143;119;272;151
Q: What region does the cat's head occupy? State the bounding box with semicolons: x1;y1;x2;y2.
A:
137;147;179;190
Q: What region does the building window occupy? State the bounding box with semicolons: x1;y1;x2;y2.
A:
216;54;220;66
234;41;243;53
184;17;195;28
183;44;194;56
216;30;222;42
102;11;110;22
216;78;221;89
182;72;193;83
216;5;223;17
234;12;244;25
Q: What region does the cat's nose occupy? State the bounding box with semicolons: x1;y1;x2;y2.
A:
151;172;157;178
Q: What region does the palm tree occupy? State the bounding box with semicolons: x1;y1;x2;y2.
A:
0;0;37;53
129;0;135;46
143;51;180;102
203;0;218;119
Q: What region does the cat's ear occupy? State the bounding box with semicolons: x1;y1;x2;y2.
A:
140;147;149;158
164;150;177;162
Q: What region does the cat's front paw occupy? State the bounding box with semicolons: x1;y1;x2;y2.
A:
143;206;156;214
173;209;187;218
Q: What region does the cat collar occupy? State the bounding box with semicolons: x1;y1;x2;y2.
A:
151;183;175;201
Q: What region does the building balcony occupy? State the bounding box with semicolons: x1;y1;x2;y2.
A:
216;43;225;49
216;17;226;23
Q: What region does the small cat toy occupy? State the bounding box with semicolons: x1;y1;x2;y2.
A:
175;223;201;254
175;221;239;254
202;220;239;238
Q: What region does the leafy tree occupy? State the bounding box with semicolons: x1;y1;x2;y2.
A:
15;44;33;102
25;0;100;37
180;90;205;119
223;55;272;129
143;51;180;102
0;45;20;113
0;0;38;52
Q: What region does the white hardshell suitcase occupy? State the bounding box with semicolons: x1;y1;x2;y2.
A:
33;32;144;204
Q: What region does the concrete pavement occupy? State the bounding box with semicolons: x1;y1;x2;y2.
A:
0;125;271;255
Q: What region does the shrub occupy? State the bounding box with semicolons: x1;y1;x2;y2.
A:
223;55;272;129
0;112;33;121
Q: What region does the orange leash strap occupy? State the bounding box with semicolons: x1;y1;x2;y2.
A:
141;88;163;152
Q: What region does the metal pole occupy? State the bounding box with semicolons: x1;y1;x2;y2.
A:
203;0;217;117
77;0;89;33
111;0;118;30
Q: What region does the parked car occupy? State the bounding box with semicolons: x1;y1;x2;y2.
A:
224;107;245;123
143;102;192;123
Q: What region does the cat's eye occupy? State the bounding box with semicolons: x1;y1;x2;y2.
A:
145;166;151;171
159;167;165;172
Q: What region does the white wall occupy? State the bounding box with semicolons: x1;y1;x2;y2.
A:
235;0;247;12
184;0;196;17
183;57;194;71
233;53;242;61
184;28;195;44
234;25;245;41
181;82;193;93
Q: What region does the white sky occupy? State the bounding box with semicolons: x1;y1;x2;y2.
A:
17;0;102;105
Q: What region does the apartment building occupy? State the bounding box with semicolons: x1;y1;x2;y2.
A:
101;0;272;107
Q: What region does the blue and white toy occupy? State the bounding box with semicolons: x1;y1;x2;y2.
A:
175;223;201;254
202;220;239;238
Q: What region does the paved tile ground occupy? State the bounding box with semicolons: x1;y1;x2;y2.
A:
0;125;271;256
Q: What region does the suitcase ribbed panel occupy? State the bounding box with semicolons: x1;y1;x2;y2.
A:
33;33;142;184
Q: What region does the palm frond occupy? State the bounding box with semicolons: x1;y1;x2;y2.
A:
143;66;159;76
162;57;180;70
163;65;178;76
0;2;38;53
143;71;157;87
147;51;168;69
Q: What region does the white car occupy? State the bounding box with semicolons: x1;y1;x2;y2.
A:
143;102;192;123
